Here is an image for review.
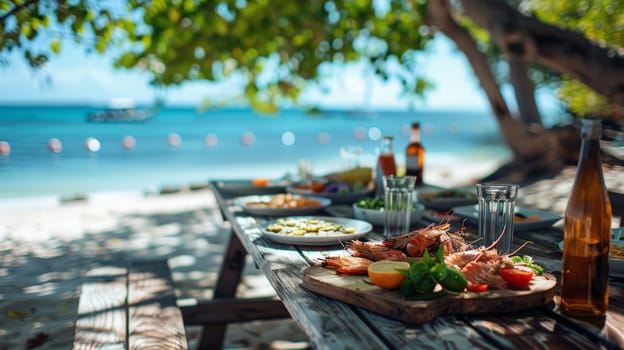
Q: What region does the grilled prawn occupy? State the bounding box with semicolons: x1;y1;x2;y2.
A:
321;256;372;275
382;223;471;257
347;241;407;261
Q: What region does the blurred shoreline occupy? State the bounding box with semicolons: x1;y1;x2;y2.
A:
0;154;508;211
0;105;511;200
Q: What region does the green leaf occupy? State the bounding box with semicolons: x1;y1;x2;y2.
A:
395;268;410;277
95;39;106;53
422;249;434;267
21;23;32;39
31;18;40;30
435;245;445;264
117;52;137;68
141;35;152;49
50;39;61;54
407;261;429;281
249;95;278;114
430;263;448;281
510;255;544;275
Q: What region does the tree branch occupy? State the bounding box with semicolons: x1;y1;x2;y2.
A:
426;0;512;122
426;0;559;161
0;0;39;25
458;0;624;106
508;59;542;126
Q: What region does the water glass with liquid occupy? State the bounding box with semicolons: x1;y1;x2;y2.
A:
339;146;362;170
383;176;416;238
476;183;519;255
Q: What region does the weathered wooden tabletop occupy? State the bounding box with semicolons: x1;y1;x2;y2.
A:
208;180;624;350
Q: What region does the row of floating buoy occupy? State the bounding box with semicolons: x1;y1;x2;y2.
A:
0;133;266;155
0;126;404;156
0;134;182;155
1;133;196;155
0;141;10;155
0;133;248;155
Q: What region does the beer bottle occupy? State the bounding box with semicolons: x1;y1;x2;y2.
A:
560;118;611;318
405;122;425;185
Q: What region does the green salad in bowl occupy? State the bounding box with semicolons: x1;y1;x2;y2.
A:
353;197;424;226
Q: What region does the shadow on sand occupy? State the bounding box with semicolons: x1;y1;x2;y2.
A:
0;190;308;349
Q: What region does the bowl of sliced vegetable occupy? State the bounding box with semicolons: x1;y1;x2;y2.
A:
352;197;425;226
288;181;373;204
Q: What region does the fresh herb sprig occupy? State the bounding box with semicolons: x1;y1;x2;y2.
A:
397;246;467;300
510;255;544;275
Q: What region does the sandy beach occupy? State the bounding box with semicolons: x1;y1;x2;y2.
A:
0;189;309;349
0;165;622;349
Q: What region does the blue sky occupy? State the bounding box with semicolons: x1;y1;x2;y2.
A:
0;35;556;111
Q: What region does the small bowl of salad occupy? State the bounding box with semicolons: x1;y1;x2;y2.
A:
352;197;425;226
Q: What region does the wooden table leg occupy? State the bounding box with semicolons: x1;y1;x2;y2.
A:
197;229;247;349
214;230;247;298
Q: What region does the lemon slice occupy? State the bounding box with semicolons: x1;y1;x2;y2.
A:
367;260;410;290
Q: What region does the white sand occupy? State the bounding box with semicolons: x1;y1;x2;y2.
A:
0;189;307;349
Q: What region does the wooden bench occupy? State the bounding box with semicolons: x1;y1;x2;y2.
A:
73;259;188;350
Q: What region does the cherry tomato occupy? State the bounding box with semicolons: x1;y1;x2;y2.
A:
466;282;489;292
499;266;534;289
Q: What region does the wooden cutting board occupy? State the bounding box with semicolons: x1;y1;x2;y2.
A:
302;266;557;324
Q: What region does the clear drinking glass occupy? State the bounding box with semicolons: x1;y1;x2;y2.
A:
383;175;416;238
476;183;519;255
340;146;363;170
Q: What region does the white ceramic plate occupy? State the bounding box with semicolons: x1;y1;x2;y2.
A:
260;216;372;245
452;205;562;231
352;203;426;226
558;230;624;278
234;194;332;216
417;189;478;211
287;186;373;204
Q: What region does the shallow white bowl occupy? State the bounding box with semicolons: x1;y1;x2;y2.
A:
352;203;425;227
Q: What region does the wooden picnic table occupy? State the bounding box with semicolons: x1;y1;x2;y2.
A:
188;180;624;350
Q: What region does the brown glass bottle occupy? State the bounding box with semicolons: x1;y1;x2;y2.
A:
375;136;397;197
405;122;425;185
560;118;612;318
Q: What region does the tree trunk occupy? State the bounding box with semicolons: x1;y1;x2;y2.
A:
426;0;510;125
426;0;560;168
508;59;543;127
458;0;624;107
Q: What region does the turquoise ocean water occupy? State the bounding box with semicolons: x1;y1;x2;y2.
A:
0;106;511;200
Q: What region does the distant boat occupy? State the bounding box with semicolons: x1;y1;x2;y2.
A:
87;98;154;123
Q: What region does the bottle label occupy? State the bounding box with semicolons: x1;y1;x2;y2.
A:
406;154;420;170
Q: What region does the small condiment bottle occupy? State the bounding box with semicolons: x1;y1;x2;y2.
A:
375;136;396;196
405;122;425;186
378;136;397;177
